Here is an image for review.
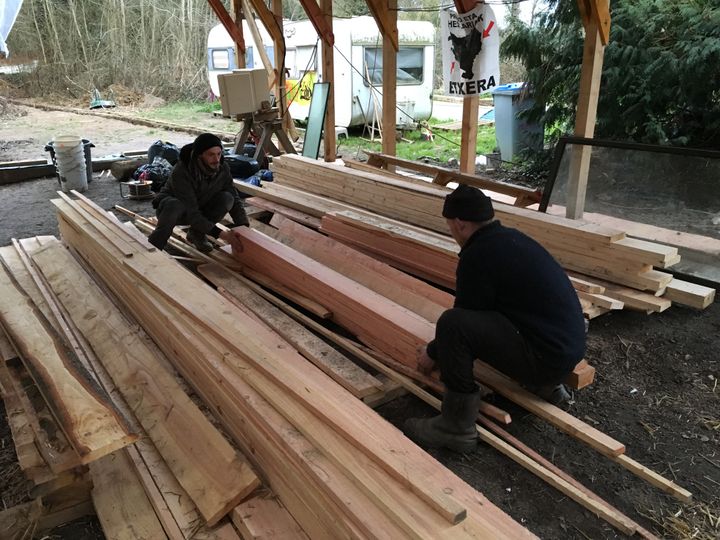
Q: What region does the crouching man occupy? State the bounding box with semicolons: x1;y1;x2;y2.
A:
148;133;248;253
405;185;587;452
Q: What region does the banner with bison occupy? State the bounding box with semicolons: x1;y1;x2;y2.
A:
441;2;499;97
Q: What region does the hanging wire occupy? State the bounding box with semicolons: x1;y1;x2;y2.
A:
393;0;529;12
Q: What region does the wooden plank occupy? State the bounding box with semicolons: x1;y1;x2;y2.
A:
231;494;308;539
270;214;453;321
474;361;626;458
363;151;542;204
0;363;56;485
565;17;605;219
90;451;169;540
31;240;259;526
569;275;605;294
598;282;672;313
611;454;692;503
565;360;595;390
200;264;383;398
0;326;17;361
242;267;332;319
5;358;83;473
663;279;715;309
246;197;321;228
124;445;185;540
0;261;137;464
576;290;624;310
0;163;56;185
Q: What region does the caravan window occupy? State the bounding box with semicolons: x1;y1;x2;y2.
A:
364;47;424;86
291;46;317;79
211;49;230;70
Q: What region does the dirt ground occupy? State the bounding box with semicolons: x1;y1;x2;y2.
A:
0;103;718;540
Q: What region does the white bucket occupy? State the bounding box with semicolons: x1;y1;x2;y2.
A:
53;135;88;192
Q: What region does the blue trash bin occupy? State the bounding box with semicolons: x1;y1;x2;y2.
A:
491;83;543;162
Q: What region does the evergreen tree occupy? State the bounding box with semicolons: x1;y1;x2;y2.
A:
502;0;720;148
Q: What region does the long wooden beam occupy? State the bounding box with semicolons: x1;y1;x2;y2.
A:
207;0;247;54
381;0;398;160
566;1;607;218
454;0;480;173
321;0;336;161
297;0;334;46
245;0;284;48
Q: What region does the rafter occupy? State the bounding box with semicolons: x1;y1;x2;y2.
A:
366;0;398;51
298;0;334;46
207;0;246;53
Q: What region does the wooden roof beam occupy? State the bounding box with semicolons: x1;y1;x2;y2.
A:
366;0;399;51
245;0;284;49
578;0;611;45
298;0;334;46
207;0;246;54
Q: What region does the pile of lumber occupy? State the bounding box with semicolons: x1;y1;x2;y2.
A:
113;199;689;537
0;185;699;538
204;211;690;537
42;193;535;538
233;154;715;318
0;235;262;539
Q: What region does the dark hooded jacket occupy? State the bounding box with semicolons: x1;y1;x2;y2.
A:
153;143;242;234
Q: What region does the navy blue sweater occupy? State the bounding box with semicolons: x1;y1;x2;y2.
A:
434;221;586;372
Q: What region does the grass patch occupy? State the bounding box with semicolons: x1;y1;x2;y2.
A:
339;123;496;164
137;100;222;124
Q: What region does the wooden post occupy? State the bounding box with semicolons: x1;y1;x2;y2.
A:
454;0;479;174
565;17;605;219
459;97;479;173
321;0;336;161
273;0;296;140
231;0;246;68
382;0;398;165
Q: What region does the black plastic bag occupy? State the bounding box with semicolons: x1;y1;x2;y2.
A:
148;140;180;165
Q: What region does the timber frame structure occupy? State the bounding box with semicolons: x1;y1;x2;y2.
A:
207;0;611;217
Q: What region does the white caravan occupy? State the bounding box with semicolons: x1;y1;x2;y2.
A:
207;16;435;128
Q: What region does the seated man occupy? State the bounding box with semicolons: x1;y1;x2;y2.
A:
148;133;249;253
405;185;586;452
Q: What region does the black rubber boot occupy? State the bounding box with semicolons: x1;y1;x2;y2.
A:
534;383;572;406
187;229;213;253
403;390;482;453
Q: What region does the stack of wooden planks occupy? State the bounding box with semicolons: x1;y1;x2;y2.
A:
0;235;262;539
47;193;536;539
106;196;691;536
232;154;715;318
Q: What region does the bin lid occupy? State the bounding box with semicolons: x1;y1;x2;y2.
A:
491;82;525;95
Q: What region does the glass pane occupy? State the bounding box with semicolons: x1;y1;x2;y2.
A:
364;47;424;86
549;144;720;240
212;49;229;70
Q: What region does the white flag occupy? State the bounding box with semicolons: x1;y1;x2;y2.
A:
441;3;500;98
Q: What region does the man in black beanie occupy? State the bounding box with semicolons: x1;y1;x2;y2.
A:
404;185;586;452
148;133;249;253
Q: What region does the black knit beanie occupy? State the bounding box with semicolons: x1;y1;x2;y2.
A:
442;185;495;222
193;133;223;155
